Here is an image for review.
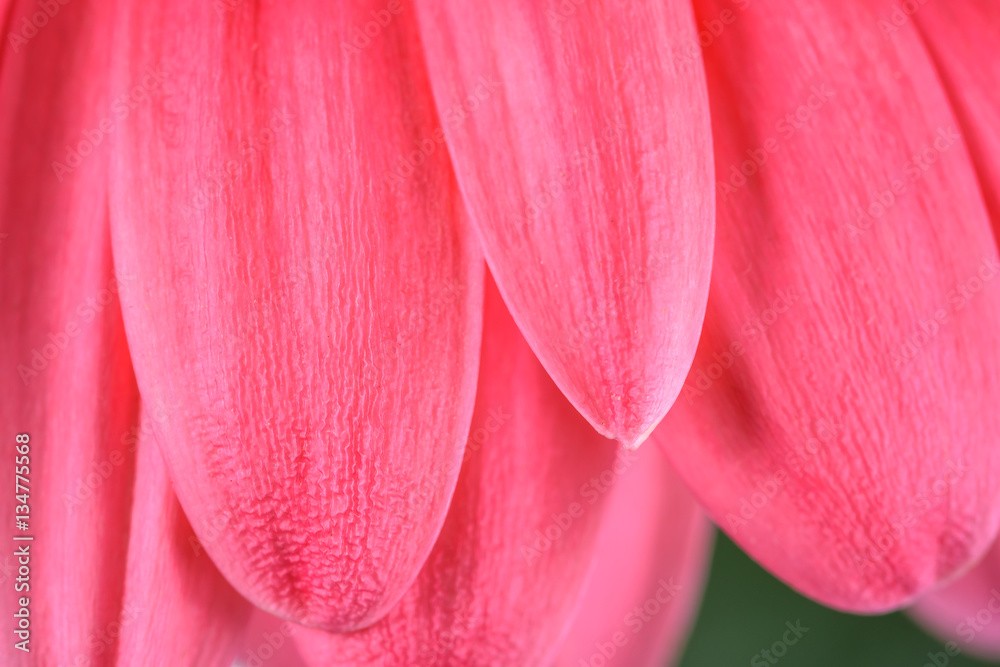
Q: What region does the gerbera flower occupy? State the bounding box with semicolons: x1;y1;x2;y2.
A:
2;0;999;664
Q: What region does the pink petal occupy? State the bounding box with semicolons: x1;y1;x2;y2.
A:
108;1;483;631
414;0;715;446
234;610;309;667
556;446;712;667
914;1;1000;225
292;276;618;665
116;416;252;665
0;1;139;662
657;0;1000;613
908;538;1000;660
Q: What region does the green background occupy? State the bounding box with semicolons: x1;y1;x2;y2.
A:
678;534;999;667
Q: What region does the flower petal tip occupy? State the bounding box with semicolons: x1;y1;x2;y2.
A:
618;420;659;451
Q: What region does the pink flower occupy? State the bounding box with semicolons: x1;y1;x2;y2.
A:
1;0;998;664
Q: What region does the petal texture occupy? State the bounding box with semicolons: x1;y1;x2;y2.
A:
658;0;1000;613
116;417;252;665
908;537;1000;660
292;277;618;665
415;0;715;446
914;1;1000;226
108;0;483;631
0;1;139;662
556;446;712;667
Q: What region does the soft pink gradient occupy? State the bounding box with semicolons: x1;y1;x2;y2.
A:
0;0;138;662
657;0;1000;613
556;446;713;667
292;277;618;665
108;0;484;632
3;0;1000;661
908;538;1000;661
415;0;716;447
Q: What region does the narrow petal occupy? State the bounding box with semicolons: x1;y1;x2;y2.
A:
116;416;252;665
908;539;1000;660
657;0;1000;612
914;1;1000;224
415;0;715;446
0;1;139;662
292;277;618;665
108;0;483;631
556;447;712;667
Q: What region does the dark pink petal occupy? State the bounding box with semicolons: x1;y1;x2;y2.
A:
292;277;618;665
415;0;715;446
657;0;1000;612
908;538;1000;660
108;0;483;631
556;447;712;667
116;418;251;665
0;1;139;662
914;1;1000;225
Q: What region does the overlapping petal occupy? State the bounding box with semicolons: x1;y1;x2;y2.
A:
556;446;712;667
908;536;1000;661
657;0;1000;612
0;0;139;662
108;0;483;631
415;0;715;446
116;418;251;665
914;0;1000;226
234;610;309;667
292;277;618;665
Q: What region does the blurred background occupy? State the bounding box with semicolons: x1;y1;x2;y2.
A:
679;533;998;667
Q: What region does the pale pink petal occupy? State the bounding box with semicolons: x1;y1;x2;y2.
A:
556;446;712;667
108;1;483;631
415;0;715;446
908;536;1000;660
914;1;1000;226
0;1;139;662
657;0;1000;613
116;415;252;665
233;610;309;667
292;276;618;665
